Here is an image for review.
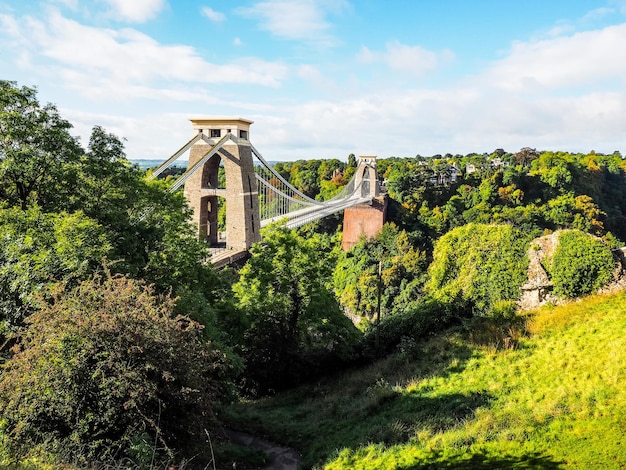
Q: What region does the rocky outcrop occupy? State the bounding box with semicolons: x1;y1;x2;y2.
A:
518;231;625;310
518;232;561;310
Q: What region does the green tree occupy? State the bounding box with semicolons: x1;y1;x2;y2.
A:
0;206;111;338
0;274;239;466
347;153;357;168
545;193;606;234
549;230;615;298
0;81;83;210
292;167;320;197
334;224;427;318
233;224;359;394
425;223;532;315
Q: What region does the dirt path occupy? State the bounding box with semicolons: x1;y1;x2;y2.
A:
222;428;301;470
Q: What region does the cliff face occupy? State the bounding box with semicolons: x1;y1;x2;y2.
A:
518;232;561;310
518;231;626;310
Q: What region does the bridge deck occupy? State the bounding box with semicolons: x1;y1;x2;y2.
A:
210;248;249;268
261;196;373;229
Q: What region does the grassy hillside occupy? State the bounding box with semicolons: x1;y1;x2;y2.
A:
226;291;626;469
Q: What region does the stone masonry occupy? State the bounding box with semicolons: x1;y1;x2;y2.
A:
342;156;387;250
183;118;260;251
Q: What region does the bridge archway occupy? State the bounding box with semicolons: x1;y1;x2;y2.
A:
183;118;260;251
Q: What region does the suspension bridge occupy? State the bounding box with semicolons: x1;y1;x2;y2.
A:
148;118;387;266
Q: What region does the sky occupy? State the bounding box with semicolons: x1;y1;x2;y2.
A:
1;0;626;162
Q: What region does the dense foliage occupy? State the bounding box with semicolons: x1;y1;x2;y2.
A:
425;223;532;315
273;157;356;201
233;224;359;394
0;81;238;466
0;275;238;466
377;149;626;244
334;223;427;318
550;230;615;298
0;206;110;336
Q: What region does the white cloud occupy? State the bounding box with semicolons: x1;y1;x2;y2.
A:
101;0;166;23
357;41;454;76
201;6;225;23
0;14;20;39
582;6;615;22
51;0;79;9
486;23;626;92
247;80;626;160
233;37;243;46
544;21;576;38
297;64;337;91
63;108;193;159
237;0;347;45
540;4;621;40
10;9;288;97
610;0;626;15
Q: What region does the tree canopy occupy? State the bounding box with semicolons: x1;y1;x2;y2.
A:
233;224;359;394
0;274;238;465
425;223;532;315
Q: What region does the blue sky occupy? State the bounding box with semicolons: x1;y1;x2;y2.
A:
1;0;626;161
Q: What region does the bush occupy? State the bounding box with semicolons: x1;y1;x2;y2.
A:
0;274;240;466
550;230;615;298
425;223;532;316
361;298;470;357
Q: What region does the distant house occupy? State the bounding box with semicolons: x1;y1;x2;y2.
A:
465;158;509;175
491;158;509;169
429;164;459;186
449;165;460;183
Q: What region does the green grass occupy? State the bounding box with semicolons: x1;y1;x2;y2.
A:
225;291;626;469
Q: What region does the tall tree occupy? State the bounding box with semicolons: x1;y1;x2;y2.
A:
233;224;359;394
0;81;83;210
334;223;427;319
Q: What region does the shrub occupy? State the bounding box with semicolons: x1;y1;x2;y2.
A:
0;274;239;466
361;298;470;356
425;223;532;315
550;230;615;298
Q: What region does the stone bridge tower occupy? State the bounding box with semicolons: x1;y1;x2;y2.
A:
183;117;260;251
342;156;388;250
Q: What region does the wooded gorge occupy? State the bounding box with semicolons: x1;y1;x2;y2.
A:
1;80;625;469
